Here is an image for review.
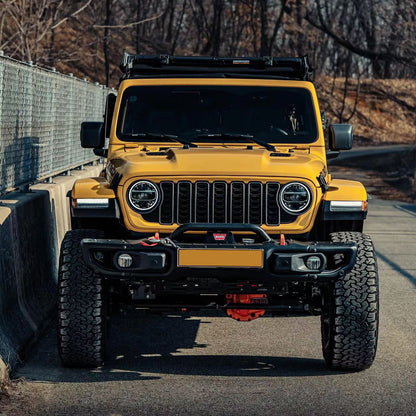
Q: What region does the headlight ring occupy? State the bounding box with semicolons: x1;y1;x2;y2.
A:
278;181;312;215
127;180;160;213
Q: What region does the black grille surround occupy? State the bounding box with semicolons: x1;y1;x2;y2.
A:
141;181;302;226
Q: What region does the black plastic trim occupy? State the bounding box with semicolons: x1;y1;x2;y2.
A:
72;198;120;219
322;201;367;221
81;224;357;284
170;223;272;242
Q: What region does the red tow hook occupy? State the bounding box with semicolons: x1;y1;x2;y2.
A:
280;233;286;245
139;232;160;247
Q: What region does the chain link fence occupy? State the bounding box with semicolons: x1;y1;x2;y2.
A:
0;54;112;194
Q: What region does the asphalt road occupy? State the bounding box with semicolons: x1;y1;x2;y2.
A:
3;199;416;416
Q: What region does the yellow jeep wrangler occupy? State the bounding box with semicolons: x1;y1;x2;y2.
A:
58;53;378;371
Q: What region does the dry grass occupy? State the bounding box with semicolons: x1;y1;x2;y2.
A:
0;361;10;403
316;77;416;145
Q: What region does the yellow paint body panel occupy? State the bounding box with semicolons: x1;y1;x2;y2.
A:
110;147;327;183
324;179;367;201
72;177;115;199
72;77;367;234
178;248;264;268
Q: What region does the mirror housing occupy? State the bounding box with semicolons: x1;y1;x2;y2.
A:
329;124;353;151
104;93;117;138
93;148;108;157
80;121;104;148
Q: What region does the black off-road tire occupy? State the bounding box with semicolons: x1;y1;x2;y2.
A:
321;232;379;371
58;229;107;367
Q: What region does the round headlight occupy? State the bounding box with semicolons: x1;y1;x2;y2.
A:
279;182;312;214
128;180;160;213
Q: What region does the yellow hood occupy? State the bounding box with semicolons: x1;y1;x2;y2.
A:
110;146;326;185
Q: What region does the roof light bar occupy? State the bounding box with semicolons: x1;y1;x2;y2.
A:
119;52;313;81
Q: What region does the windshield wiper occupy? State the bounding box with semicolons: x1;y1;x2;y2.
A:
120;132;197;147
195;133;276;152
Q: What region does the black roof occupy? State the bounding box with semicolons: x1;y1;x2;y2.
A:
120;52;313;81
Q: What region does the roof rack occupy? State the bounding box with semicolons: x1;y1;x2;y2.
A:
120;52;313;81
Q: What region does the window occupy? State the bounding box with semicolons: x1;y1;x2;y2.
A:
116;85;318;143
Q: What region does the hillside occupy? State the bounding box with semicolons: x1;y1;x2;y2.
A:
1;0;414;147
316;77;416;145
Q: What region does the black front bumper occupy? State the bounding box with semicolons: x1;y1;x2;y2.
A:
81;224;357;283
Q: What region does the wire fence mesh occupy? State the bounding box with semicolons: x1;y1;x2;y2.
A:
0;54;112;194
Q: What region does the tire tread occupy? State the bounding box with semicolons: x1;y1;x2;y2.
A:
322;231;379;371
58;229;106;367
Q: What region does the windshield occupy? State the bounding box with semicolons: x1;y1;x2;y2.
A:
116;85;318;143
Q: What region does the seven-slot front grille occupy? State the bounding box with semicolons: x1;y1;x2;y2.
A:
142;181;293;226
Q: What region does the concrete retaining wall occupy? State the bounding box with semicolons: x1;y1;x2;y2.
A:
0;164;101;377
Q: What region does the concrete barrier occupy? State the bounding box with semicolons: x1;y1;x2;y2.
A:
0;164;102;379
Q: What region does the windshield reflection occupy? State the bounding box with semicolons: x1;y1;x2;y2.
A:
116;85;318;143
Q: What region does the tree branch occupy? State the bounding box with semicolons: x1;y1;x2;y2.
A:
93;11;164;29
51;0;93;30
305;7;416;68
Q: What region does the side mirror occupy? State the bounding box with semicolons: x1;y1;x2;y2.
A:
104;93;117;138
80;121;104;148
329;124;353;151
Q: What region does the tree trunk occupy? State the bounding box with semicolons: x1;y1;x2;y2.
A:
103;0;111;86
135;0;142;54
259;0;269;56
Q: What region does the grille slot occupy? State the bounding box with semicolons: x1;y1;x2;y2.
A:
195;181;210;223
230;182;245;223
212;182;227;223
248;182;263;225
143;181;283;226
159;181;174;224
265;182;280;225
177;181;192;224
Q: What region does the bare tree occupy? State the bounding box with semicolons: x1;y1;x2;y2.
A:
305;0;416;78
0;0;414;83
0;0;92;65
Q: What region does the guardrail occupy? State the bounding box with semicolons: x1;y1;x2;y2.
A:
0;52;112;194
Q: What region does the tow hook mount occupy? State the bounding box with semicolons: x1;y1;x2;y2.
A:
225;293;268;321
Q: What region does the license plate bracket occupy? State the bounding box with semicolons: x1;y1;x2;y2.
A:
177;248;264;268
